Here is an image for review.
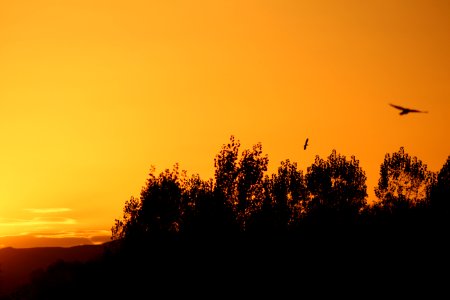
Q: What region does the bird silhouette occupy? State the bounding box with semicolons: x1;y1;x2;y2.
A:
304;138;309;150
389;103;428;115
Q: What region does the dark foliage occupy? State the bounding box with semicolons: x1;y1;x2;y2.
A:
305;150;367;225
3;137;449;299
374;147;434;211
430;156;450;218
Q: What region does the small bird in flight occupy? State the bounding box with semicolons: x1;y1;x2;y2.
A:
304;138;309;150
389;103;428;115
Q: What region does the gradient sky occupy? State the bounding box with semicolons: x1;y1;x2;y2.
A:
1;0;449;248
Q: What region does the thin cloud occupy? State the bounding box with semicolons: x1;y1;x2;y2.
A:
24;208;72;214
0;217;77;227
33;229;110;239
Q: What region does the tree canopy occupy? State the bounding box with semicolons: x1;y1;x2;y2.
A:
374;147;434;212
110;138;448;246
306;150;367;224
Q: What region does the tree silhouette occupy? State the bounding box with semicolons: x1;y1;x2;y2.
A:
267;159;307;231
213;136;268;231
141;165;184;234
181;174;217;235
305;150;367;225
374;147;434;213
214;136;240;204
430;156;450;219
112;165;184;243
111;195;141;241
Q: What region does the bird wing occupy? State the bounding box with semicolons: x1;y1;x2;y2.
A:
389;103;407;111
409;109;427;113
390;103;428;114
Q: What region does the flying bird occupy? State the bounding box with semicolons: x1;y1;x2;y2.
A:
389;103;428;115
304;138;309;150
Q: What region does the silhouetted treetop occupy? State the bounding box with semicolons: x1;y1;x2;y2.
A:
214;135;241;199
306;150;367;223
268;159;307;230
374;147;434;211
111;136;448;249
214;135;269;230
111;196;140;241
112;165;186;241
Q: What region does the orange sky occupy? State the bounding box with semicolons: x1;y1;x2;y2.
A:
1;0;449;248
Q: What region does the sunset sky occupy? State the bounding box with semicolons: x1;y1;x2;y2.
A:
1;0;449;248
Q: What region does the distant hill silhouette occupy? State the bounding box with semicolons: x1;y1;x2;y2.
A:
0;244;105;297
0;235;110;249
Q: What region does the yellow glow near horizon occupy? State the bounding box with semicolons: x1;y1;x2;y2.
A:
1;0;449;247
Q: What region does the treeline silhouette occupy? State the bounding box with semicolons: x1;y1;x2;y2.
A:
3;136;449;299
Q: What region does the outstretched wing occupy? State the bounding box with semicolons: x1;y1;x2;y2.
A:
390;103;428;114
304;138;309;150
408;108;427;113
389;103;407;111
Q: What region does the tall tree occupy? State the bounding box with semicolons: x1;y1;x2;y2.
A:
139;164;183;234
112;195;141;241
374;147;434;211
214;136;268;230
112;165;184;242
214;136;240;205
269;159;307;231
306;150;367;224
